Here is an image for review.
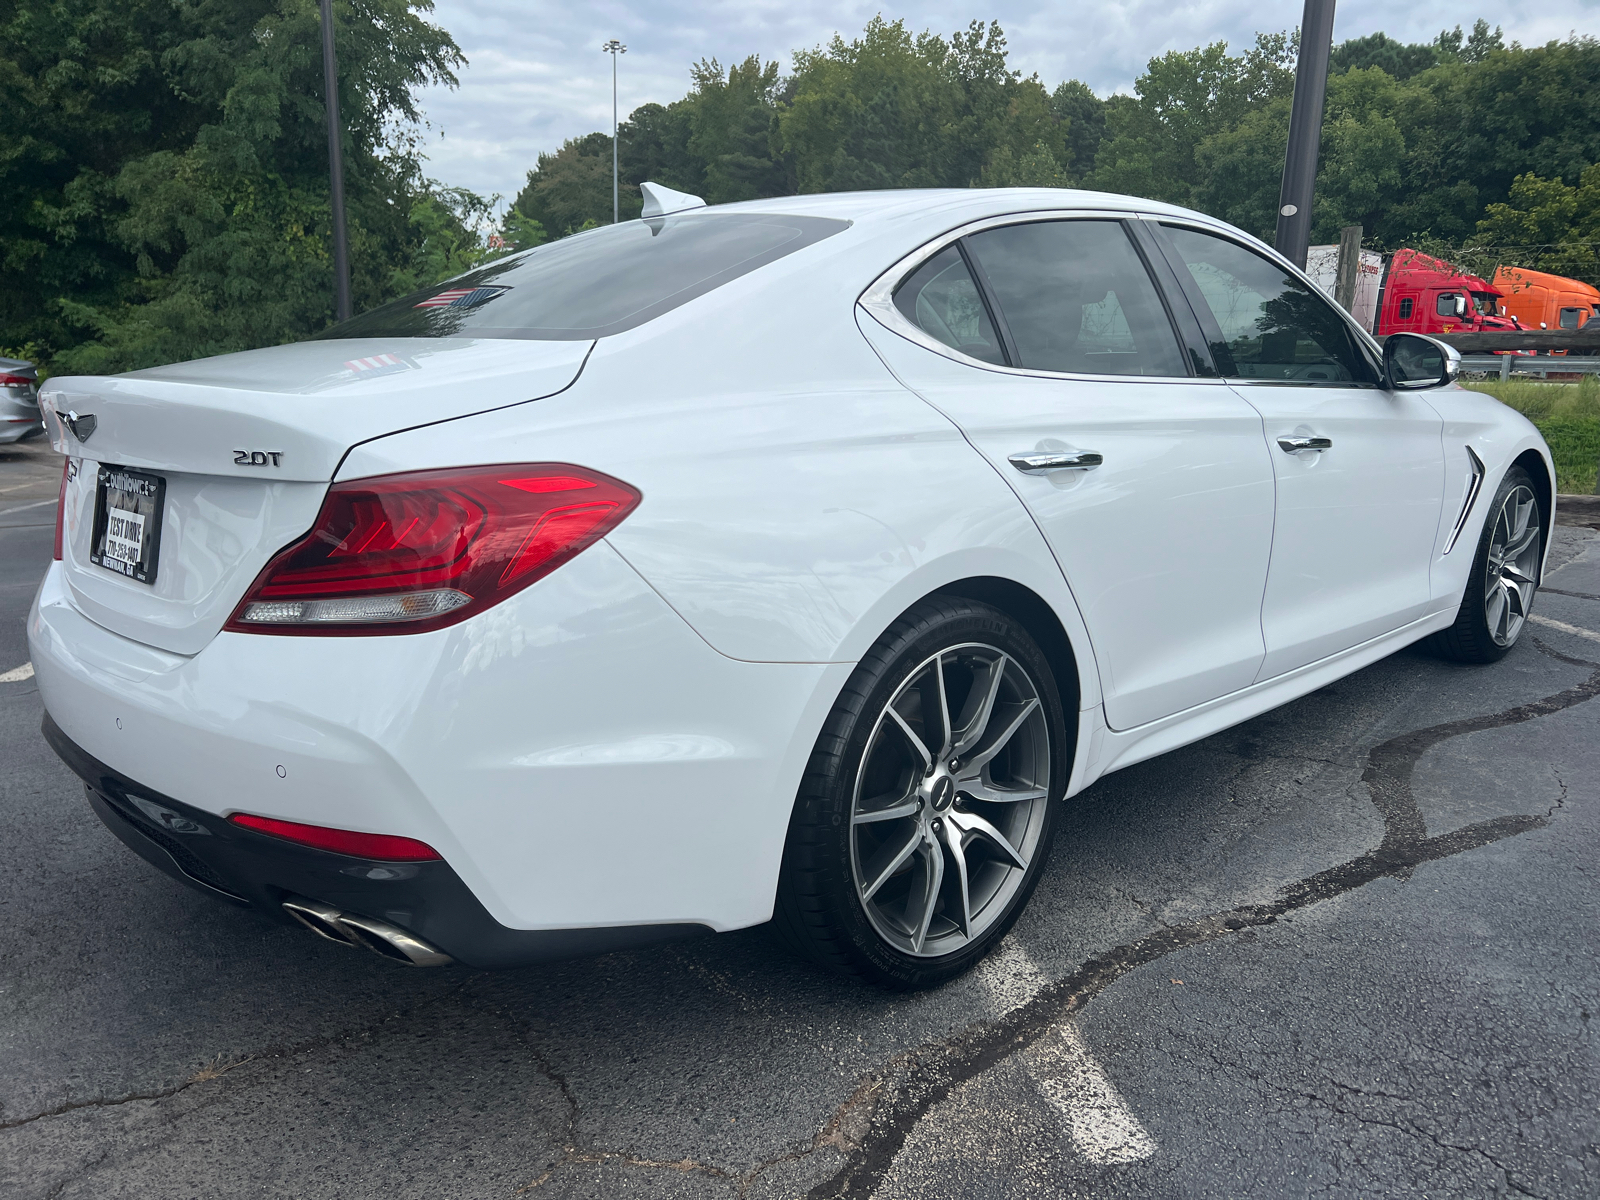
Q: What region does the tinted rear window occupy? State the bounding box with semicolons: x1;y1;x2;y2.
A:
317;213;850;341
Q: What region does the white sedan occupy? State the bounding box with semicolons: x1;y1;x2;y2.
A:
30;184;1552;989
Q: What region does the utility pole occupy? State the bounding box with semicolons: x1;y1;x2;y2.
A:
320;0;352;321
1274;0;1336;270
603;39;627;224
1334;224;1363;313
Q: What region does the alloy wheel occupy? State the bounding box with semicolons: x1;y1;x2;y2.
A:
849;643;1051;958
1484;484;1540;647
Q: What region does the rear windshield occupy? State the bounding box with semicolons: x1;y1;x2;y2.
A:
316;212;850;341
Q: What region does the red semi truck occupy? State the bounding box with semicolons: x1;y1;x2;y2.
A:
1308;246;1523;336
1373;249;1522;337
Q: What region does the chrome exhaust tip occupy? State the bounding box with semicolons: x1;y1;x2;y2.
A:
282;897;453;967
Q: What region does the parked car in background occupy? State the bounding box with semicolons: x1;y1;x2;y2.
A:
0;357;41;443
1492;265;1600;331
30;186;1554;989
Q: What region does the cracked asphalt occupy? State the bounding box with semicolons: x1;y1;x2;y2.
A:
3;434;1597;1199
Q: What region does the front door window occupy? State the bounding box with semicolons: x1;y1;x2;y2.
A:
1159;227;1379;384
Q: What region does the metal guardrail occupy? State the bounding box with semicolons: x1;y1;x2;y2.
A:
1458;355;1600;381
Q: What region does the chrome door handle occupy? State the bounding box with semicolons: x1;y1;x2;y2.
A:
1008;450;1104;474
1277;435;1332;453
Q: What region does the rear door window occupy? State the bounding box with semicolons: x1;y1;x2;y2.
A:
961;220;1188;377
892;246;1005;365
1159;226;1379;385
318;213;850;341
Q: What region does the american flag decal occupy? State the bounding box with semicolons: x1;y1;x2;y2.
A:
343;353;419;379
414;285;510;309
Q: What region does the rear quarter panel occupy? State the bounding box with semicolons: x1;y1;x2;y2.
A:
340;244;1099;702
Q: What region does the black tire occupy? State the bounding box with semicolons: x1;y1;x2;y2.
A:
1428;465;1543;664
774;597;1071;990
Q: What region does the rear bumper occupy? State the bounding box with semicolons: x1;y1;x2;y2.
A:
45;714;710;968
29;545;845;937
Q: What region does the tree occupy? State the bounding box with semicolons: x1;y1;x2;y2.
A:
1473;164;1600;287
688;56;789;202
1050;80;1107;180
1329;32;1439;81
510;132;630;236
1;0;467;374
1090;33;1296;207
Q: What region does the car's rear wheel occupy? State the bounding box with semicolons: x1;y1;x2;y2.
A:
1429;465;1543;663
775;597;1069;989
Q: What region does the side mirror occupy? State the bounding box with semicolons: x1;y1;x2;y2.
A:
1384;332;1459;391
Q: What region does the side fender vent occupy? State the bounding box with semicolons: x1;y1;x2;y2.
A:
1443;446;1487;556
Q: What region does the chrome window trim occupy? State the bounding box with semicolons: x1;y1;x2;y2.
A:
857;209;1224;387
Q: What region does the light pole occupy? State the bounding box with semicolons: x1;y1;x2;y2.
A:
320;0;352;321
602;39;626;224
1274;0;1336;270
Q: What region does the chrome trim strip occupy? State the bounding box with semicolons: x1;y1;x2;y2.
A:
856;209;1219;386
1443;445;1487;556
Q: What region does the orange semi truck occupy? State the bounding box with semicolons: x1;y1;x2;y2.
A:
1492;266;1600;331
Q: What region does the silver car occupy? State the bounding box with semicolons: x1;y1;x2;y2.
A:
0;357;41;443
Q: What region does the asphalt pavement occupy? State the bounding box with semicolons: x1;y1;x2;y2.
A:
2;436;1596;1198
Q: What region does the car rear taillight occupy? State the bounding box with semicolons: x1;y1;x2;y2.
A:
225;463;640;635
228;813;442;860
0;372;34;388
52;459;69;560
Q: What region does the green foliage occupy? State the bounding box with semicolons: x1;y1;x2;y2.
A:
1533;417;1600;493
1329;32;1441;81
1090;33;1296;209
510;131;630;237
514;16;1080;235
1;0;470;374
1461;379;1600;492
1472;164;1600;288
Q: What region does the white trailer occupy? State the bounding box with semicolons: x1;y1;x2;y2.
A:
1306;244;1384;332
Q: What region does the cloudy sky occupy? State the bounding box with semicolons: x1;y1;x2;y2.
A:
412;1;1598;206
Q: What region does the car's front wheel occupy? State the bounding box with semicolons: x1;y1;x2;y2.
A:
1430;464;1543;663
775;597;1069;989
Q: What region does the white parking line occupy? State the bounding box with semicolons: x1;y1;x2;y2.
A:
0;662;34;683
1529;614;1600;644
0;498;58;516
1030;1025;1158;1165
974;939;1156;1164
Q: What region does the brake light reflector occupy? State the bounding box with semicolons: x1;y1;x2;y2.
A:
229;813;442;861
225;463;640;635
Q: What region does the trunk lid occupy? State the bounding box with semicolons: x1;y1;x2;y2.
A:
43;337;592;655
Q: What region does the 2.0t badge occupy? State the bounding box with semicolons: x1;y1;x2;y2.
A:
233;450;284;467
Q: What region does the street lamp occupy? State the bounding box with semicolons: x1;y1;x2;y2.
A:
1274;0;1337;270
602;39;627;224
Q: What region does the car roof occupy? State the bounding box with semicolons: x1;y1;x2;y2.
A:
707;187;1209;228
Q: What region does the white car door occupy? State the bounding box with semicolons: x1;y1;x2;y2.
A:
1150;223;1446;680
858;216;1277;731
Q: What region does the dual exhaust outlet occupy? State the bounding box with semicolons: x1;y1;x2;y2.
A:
282;897;453;967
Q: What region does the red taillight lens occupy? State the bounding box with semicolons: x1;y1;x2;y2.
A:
52;458;69;560
0;372;34;388
225;463;640;635
228;813;442;861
